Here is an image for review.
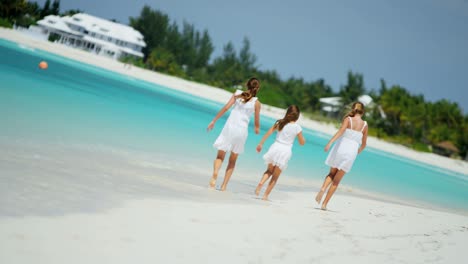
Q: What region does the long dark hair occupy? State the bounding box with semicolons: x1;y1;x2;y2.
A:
237;77;260;102
274;105;300;131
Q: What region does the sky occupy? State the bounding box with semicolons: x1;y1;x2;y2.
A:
34;0;468;112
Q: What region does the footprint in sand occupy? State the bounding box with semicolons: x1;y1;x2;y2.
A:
417;240;442;252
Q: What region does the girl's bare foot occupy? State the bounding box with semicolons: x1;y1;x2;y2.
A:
321;204;327;211
315;190;325;204
255;183;263;196
209;178;216;189
262;196;268;201
220;185;227;191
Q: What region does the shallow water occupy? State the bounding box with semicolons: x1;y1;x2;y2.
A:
1;39;467;212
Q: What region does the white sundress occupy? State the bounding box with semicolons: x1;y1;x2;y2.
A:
213;90;258;154
325;117;367;172
263;123;302;170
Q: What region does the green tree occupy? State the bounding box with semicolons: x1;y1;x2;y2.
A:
402;94;426;139
210;41;243;87
306;79;334;111
128;5;214;81
161;21;213;73
0;0;44;27
40;0;51;18
146;47;184;76
164;22;182;63
129;5;169;58
209;37;260;87
239;37;257;75
339;71;366;106
426;100;463;145
178;22;197;70
194;30;214;69
51;0;60;15
220;41;237;66
0;0;27;20
378;85;411;135
460;117;468;158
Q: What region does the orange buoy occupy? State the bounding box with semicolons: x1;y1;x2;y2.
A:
39;61;48;69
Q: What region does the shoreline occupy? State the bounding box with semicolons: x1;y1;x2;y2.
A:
1;28;467;176
1;34;467;264
1;134;465;216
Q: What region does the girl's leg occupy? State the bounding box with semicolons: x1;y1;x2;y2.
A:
321;169;346;210
209;150;226;188
220;152;239;191
315;168;338;203
262;166;282;201
255;164;274;196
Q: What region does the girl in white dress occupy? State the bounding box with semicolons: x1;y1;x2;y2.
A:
207;77;261;191
255;105;306;200
315;102;368;210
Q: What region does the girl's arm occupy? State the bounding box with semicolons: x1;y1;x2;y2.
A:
297;131;306;146
358;126;368;154
254;100;261;134
207;94;236;131
324;118;349;152
256;124;276;152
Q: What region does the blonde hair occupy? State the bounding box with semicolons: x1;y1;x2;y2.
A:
345;102;365;117
237;77;260;102
274;105;300;131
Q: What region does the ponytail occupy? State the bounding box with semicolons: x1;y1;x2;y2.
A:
238;77;260;102
345;102;365;118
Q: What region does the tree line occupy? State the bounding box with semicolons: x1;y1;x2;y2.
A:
0;0;62;27
1;2;466;158
127;5;467;159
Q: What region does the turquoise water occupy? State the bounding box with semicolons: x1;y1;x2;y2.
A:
1;39;467;211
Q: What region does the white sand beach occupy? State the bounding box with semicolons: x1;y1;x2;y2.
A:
1;28;467;263
0;139;467;264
